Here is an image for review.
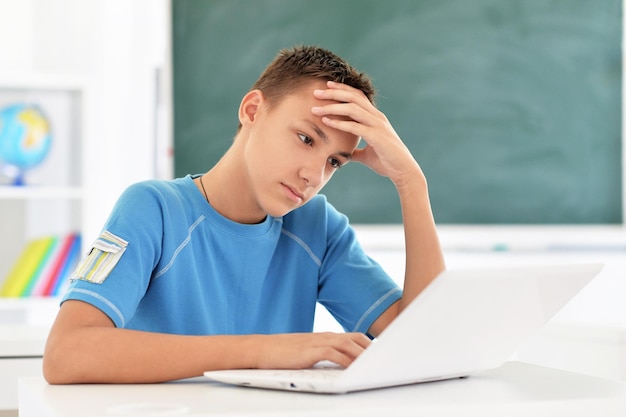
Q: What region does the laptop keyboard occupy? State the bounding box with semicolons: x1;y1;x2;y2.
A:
261;367;343;381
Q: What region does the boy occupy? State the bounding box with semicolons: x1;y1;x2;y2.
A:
43;45;445;384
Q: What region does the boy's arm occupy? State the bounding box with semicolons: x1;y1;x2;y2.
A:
312;81;446;336
368;174;445;336
43;300;370;384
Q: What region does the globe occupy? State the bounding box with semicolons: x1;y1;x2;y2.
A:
0;103;52;185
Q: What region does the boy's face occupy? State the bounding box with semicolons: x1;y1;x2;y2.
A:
242;80;360;218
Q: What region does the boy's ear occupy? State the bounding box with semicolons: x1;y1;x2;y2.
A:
238;89;265;126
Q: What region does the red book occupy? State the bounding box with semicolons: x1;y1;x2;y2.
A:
38;234;76;297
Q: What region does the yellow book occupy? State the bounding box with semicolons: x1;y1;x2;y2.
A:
0;237;55;297
22;236;59;296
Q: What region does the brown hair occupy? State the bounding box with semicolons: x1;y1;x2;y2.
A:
250;45;376;108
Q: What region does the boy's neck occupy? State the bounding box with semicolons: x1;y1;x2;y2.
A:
200;138;268;224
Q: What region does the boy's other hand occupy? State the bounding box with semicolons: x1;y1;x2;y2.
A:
254;332;371;369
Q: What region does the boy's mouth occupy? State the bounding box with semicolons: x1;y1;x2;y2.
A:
281;183;304;204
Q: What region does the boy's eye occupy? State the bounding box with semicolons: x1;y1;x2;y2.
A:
328;157;343;169
298;133;313;146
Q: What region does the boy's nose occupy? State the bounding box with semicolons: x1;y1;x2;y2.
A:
300;160;325;188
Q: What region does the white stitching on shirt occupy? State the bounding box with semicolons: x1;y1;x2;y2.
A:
280;229;321;266
154;215;205;279
353;288;402;332
68;288;126;327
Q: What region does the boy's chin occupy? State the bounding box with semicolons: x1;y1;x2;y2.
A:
266;200;309;218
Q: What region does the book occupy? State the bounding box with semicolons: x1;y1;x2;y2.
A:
50;234;82;296
22;236;59;296
1;233;82;298
37;234;77;297
0;236;56;297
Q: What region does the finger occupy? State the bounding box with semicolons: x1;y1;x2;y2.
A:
327;333;371;360
313;86;373;110
312;103;373;128
324;80;371;101
351;147;385;176
313;81;374;105
320;116;374;140
348;332;373;349
312;345;361;369
326;80;359;91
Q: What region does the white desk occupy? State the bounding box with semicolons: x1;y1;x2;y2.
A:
19;362;626;417
0;298;57;411
0;325;49;411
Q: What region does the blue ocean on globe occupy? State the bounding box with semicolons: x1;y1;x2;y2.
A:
0;103;52;186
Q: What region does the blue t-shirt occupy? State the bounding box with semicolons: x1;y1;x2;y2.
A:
62;175;401;336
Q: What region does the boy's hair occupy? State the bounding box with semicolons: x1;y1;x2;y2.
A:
250;45;376;108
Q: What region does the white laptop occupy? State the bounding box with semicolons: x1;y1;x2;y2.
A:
204;262;603;394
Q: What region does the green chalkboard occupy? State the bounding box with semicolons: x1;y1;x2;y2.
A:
173;0;622;224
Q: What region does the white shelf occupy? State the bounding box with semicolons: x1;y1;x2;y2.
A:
0;298;59;328
0;74;89;91
0;77;86;293
0;186;83;200
0;325;50;357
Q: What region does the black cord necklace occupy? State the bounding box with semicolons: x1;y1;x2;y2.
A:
200;175;209;203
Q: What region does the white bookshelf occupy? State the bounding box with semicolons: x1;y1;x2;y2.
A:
0;76;88;304
0;76;88;413
0;186;83;200
0;2;169;411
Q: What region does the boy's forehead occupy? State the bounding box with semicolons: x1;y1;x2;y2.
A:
286;80;327;99
261;78;353;125
271;83;359;148
280;85;354;126
281;81;346;114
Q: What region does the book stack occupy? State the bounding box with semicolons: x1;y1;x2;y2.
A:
0;233;82;297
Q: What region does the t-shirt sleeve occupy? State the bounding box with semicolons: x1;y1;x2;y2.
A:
317;202;401;337
61;182;164;327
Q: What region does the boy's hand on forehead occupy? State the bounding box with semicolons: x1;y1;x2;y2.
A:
312;81;423;189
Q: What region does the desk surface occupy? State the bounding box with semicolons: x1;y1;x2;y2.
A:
19;362;626;417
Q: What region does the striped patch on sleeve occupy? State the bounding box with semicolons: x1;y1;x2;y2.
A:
71;231;128;284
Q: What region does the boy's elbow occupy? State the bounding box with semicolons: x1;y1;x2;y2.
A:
42;300;115;384
43;346;70;385
42;362;65;385
43;339;83;385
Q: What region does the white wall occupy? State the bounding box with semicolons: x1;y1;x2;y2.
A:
0;0;172;243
